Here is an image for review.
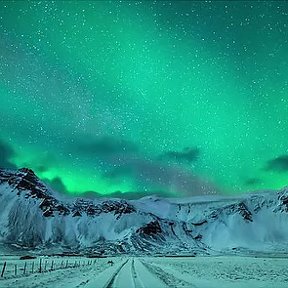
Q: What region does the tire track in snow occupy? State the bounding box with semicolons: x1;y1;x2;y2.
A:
104;259;129;288
140;260;197;288
133;259;167;288
104;258;151;288
131;258;145;288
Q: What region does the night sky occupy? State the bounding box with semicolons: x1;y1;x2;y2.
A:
1;1;288;198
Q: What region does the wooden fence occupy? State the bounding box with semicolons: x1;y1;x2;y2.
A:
0;258;97;279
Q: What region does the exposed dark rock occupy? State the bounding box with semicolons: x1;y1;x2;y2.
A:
194;234;202;241
279;194;288;212
56;204;70;215
72;211;82;217
192;220;208;226
237;202;253;222
18;168;35;175
181;223;192;235
39;198;53;210
43;208;54;217
87;205;97;216
137;221;162;236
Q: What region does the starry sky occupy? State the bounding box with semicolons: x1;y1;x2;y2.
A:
0;1;288;199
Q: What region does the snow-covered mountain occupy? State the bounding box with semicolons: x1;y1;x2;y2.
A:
1;168;288;255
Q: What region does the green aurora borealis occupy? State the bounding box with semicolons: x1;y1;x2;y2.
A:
0;1;288;198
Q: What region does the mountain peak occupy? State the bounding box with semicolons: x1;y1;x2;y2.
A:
18;167;36;175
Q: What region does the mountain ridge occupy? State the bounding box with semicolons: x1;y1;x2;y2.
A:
1;168;288;256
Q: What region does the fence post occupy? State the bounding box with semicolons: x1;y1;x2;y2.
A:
14;264;17;276
39;258;42;273
66;260;68;268
23;262;27;275
31;262;34;273
51;260;54;271
1;261;7;277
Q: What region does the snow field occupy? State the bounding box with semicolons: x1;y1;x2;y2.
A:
1;255;288;287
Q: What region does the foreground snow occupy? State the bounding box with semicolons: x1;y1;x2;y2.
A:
1;255;288;287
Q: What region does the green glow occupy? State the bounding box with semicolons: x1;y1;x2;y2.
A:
0;1;288;197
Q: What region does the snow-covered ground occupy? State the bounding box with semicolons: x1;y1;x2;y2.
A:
1;255;288;287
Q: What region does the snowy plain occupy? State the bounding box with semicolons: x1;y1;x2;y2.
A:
1;255;288;288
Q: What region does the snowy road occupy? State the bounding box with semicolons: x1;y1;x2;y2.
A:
1;256;288;287
85;258;167;288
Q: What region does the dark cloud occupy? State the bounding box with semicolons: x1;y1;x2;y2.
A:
73;139;215;197
103;158;219;197
79;190;170;200
265;155;288;172
245;178;262;186
74;136;138;156
43;177;68;194
0;139;17;169
40;155;218;198
36;165;49;173
159;147;200;163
